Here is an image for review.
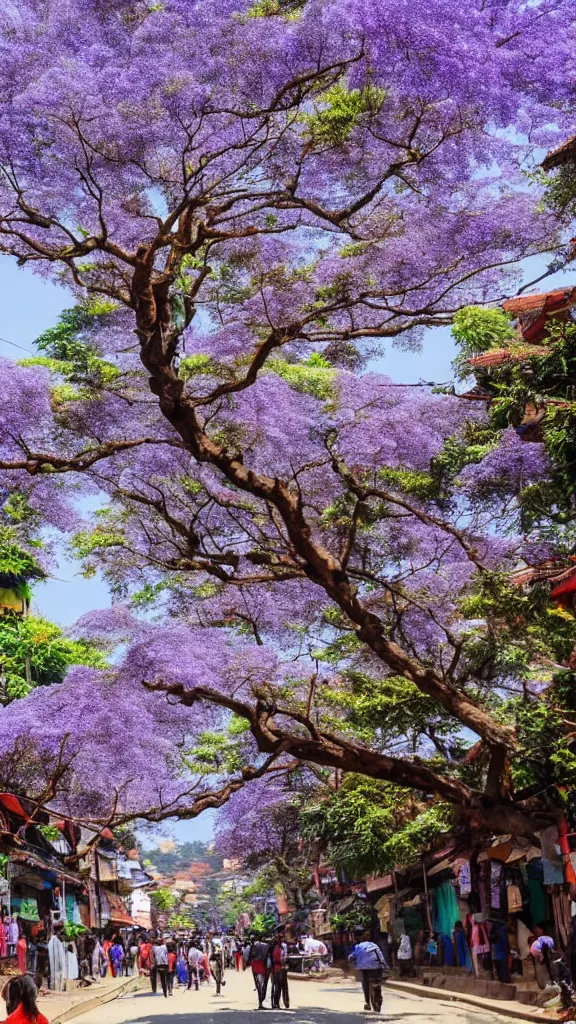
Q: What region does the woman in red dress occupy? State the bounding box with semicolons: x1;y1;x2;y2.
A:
138;938;152;976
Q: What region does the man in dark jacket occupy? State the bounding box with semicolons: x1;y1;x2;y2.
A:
247;935;271;1009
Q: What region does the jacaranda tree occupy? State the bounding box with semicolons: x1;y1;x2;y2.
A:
0;0;573;836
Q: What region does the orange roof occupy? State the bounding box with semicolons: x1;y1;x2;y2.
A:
468;349;511;368
542;134;576;171
502;287;576;316
468;346;549;368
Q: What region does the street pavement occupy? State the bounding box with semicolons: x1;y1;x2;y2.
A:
70;967;512;1024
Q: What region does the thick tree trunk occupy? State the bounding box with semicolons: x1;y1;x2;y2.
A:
145;680;552;840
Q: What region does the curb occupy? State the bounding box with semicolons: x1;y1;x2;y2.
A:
49;975;145;1024
386;979;557;1023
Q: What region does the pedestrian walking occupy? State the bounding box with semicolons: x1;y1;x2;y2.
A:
151;937;169;998
348;930;388;1012
166;940;177;996
187;940;206;991
209;936;226;996
270;936;289;1009
176;949;188;987
231;934;244;971
108;939;124;978
247;934;271;1009
126;939;139;976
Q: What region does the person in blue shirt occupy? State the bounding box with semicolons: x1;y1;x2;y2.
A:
348;930;388;1011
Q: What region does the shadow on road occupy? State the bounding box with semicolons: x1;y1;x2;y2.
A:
113;1001;485;1024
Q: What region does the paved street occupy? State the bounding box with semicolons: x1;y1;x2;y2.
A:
71;970;509;1024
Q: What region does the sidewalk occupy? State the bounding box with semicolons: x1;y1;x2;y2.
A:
387;979;558;1022
37;975;144;1023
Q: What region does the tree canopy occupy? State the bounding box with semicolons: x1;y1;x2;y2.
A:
0;0;573;844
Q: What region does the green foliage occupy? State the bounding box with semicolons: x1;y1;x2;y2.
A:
301;83;386;147
0;530;45;584
430;423;501;493
2;493;40;529
185;730;244;774
179;354;214;380
38;824;62;842
268;353;336;399
543;164;576;220
321;672;452;744
247;0;305;17
28;303;121;396
301;776;451;876
452;305;515;355
458;319;576;521
505;671;576;791
459;572;576;681
141;840;223;876
251;911;277;936
72;520;127;579
380;804;454;869
169;910;195;929
151;886;176;912
0;613;106;704
377;466;437;500
451;305;515;378
63;921;88;939
330;902;372;931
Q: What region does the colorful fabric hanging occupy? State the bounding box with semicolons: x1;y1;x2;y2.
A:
432;882;460;937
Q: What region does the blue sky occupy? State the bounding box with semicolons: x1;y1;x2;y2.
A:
2;251;574;844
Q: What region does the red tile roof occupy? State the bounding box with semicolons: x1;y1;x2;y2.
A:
502;287;576;316
467;345;550;368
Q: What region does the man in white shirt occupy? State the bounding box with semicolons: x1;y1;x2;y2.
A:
151;937;169;998
187;942;206;991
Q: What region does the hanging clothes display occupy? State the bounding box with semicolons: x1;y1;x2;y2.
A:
48;933;66;991
526;860;547;925
507;884;523;913
478;861;490;917
16;936;26;974
375;896;390;933
541;827;564;886
458;861;472;896
490;862;503;908
7;917;19;955
468;916;490;955
432;882;460;938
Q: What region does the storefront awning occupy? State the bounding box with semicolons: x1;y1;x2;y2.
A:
365;874;393;894
107;890;138;927
10;849;82;886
